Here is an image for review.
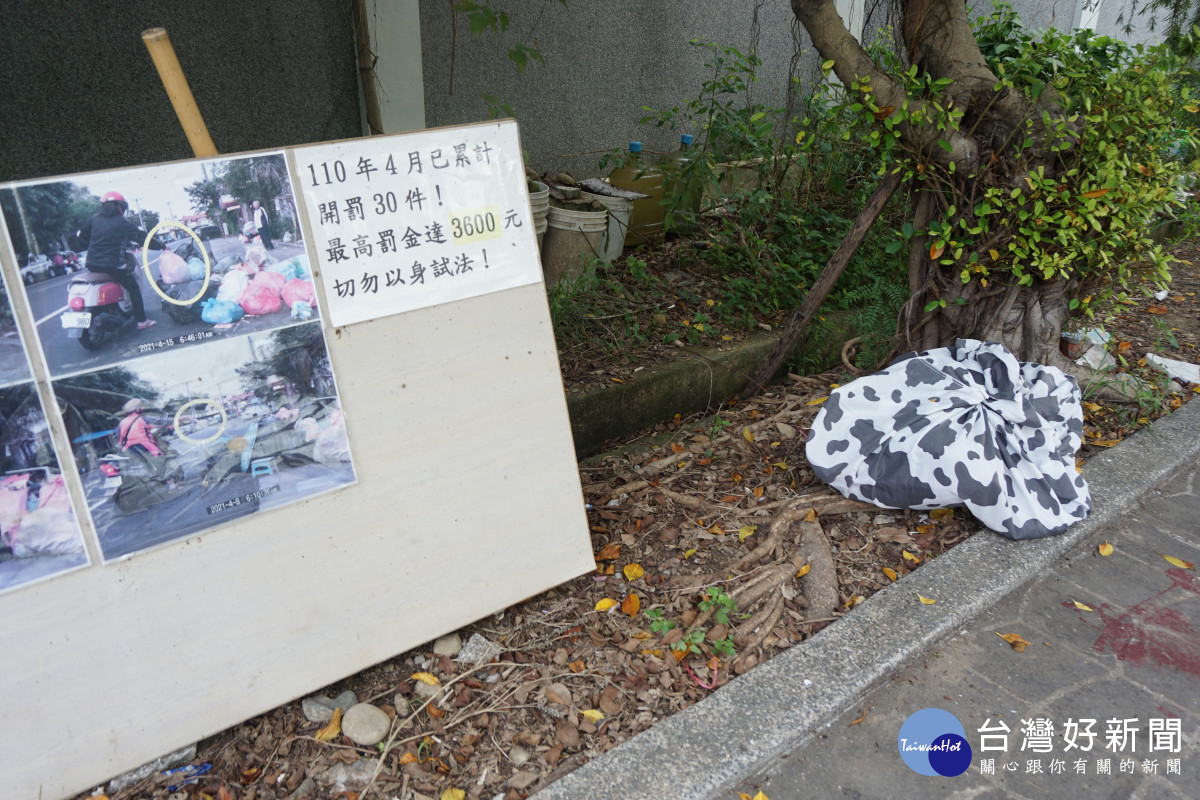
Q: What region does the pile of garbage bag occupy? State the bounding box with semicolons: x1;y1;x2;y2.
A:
158;243;315;325
805;339;1091;539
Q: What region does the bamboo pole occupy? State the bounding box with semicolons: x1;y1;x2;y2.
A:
141;27;218;157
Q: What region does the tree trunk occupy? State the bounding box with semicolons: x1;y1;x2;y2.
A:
790;0;1083;368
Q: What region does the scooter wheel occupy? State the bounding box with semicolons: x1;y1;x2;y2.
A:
78;325;109;350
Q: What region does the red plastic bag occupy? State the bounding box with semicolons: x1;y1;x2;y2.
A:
252;270;287;292
157;250;191;285
240;283;282;316
280;278;316;309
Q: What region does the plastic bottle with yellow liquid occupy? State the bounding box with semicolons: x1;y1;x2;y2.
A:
608;142;664;246
658;134;702;235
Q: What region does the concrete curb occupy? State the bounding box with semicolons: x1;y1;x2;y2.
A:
535;395;1200;800
566;315;856;457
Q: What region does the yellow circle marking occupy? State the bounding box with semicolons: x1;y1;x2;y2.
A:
142;221;212;306
173;398;227;445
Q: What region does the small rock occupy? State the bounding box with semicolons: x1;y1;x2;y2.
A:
432;632;463;657
414;681;443;701
341;703;391;746
509;745;531;765
327;758;376;791
394;693;411;716
873;514;896;525
300;690;359;723
289;777;316;800
458;633;502;664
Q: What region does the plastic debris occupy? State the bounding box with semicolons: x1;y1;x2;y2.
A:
806;339;1090;539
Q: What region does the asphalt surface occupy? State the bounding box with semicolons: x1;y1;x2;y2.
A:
535;392;1200;800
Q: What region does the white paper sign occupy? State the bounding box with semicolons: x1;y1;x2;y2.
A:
297;121;541;326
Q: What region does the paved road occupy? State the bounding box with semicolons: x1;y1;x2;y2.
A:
735;462;1200;799
22;235;311;377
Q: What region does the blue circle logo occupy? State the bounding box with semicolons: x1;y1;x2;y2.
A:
897;708;972;776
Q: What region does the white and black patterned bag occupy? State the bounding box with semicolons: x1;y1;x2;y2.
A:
805;339;1091;539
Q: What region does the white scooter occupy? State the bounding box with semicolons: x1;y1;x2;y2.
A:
60;250;142;350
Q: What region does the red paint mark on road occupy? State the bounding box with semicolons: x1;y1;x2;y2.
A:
1155;705;1182;719
1064;569;1200;677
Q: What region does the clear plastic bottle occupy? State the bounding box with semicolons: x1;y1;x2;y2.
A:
658;134;701;235
607;142;665;246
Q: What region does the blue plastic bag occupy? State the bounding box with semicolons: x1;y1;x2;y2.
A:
201;298;245;325
291;300;313;321
187;257;207;281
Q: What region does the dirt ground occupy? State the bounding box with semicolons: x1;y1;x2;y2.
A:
87;242;1200;800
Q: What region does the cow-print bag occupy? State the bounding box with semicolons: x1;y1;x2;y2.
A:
806;339;1091;539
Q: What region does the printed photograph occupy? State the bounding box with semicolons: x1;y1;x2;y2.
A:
0;382;88;594
0;265;32;385
0;152;319;378
54;320;355;561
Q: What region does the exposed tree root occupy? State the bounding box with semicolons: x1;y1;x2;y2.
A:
841;337;863;373
796;515;839;623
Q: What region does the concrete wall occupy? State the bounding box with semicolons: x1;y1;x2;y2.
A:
418;0;823;179
418;0;1165;181
0;1;363;183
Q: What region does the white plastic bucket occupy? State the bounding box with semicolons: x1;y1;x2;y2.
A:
580;191;634;264
528;180;549;248
541;204;608;286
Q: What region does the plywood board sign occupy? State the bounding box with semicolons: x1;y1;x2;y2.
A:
0;120;593;799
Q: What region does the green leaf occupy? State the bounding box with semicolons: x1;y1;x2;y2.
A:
936;138;954;153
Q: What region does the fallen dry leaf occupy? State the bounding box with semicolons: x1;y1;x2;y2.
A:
398;751;419;765
1159;553;1196;570
928;508;953;520
411;672;440;686
581;709;605;723
803;507;818;523
623;563;645;581
622;593;641;618
743;426;755;443
595;543;621;561
1073;600;1094;612
795;562;811;578
1146;305;1169;314
805;396;828;406
902;551;920;564
594;598;618;612
569;659;585;673
315;708;342;741
849;708;867;725
440;789;465;800
883;567;898;582
918;594;937;605
996;632;1031;652
1099;542;1114;556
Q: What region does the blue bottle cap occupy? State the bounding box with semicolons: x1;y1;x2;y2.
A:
629;142;643;153
681;134;694;146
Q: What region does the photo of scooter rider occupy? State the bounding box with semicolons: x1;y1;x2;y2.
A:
73;191;166;335
55;321;355;562
2;152;315;380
